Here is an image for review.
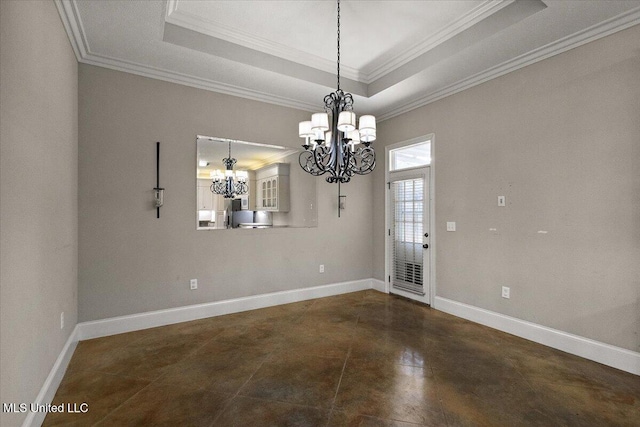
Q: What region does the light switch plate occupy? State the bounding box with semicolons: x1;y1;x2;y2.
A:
446;222;456;232
190;279;197;290
498;196;506;207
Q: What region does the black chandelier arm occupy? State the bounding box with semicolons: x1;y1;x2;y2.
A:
299;150;324;176
324;93;336;111
300;131;375;183
326;175;351;184
349;146;376;175
210;177;248;199
316;139;345;181
341;92;353;111
336;139;350;178
324;89;353;113
299;142;344;180
210;180;226;195
234;181;248;196
313;145;331;174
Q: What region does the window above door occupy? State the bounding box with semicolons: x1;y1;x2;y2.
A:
389;141;431;171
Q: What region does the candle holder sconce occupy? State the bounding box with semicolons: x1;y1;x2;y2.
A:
154;141;164;218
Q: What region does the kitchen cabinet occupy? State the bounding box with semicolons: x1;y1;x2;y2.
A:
255;163;289;212
197;179;214;210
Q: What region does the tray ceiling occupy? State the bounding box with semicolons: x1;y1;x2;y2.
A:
56;0;640;120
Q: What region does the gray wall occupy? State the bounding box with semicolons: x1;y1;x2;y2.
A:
374;25;640;352
78;64;373;322
0;1;78;426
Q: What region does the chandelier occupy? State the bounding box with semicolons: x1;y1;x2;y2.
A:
210;141;248;199
298;0;376;184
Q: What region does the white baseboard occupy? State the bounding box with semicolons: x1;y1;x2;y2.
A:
77;279;374;340
434;296;640;376
29;282;637;427
24;279;375;427
22;326;79;427
371;278;387;293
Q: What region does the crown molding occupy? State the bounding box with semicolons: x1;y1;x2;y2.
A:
165;0;363;82
165;0;512;85
363;0;513;83
80;51;319;112
54;0;89;61
56;0;318;112
56;0;640;121
378;6;640;122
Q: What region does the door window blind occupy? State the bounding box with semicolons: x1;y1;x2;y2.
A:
391;178;425;295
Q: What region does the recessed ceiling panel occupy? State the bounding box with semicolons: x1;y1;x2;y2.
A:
167;0;487;77
59;0;640;120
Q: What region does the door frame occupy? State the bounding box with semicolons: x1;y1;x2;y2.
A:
384;134;436;306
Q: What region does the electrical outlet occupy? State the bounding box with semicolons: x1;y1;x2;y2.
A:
60;312;64;330
319;264;325;273
498;196;506;207
446;222;456;232
501;286;510;299
190;279;198;290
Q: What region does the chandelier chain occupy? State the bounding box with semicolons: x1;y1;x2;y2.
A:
336;0;340;90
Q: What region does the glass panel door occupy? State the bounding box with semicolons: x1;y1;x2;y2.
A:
391;177;425;296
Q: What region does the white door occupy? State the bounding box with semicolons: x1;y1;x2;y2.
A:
385;136;433;305
389;169;430;304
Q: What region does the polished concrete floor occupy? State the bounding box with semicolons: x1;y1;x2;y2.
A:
44;290;639;426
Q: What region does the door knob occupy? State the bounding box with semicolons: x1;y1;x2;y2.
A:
423;244;429;249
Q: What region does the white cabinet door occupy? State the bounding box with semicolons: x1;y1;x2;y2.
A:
271;177;278;210
257;179;267;209
197;180;214;210
254;164;290;212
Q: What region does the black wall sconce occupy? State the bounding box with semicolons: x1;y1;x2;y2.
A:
154;141;164;218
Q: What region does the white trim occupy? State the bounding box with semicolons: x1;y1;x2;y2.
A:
77;279;372;340
364;0;512;82
54;1;318;113
21;282;638;427
164;4;361;82
371;278;386;293
21;280;375;426
56;0;640;121
166;0;509;85
428;136;436;307
79;52;318;113
385;135;436;306
21;326;79;427
433;297;640;376
166;0;179;17
54;0;87;62
378;6;640;121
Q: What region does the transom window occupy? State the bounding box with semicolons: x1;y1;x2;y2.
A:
389;141;431;171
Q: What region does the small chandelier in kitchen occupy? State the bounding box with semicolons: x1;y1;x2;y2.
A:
210;141;248;199
298;0;376;184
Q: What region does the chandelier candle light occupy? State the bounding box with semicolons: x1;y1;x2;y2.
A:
210;141;249;199
298;0;376;185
